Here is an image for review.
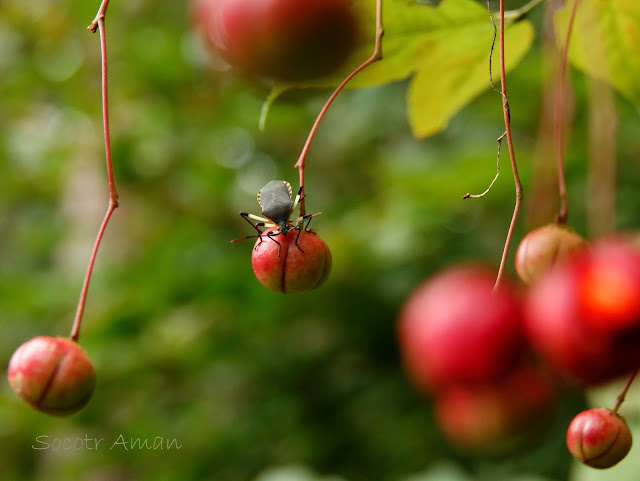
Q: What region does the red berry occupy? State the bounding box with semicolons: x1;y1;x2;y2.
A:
434;362;556;454
566;407;632;469
577;239;640;333
515;223;587;285
397;266;525;393
251;227;332;293
524;238;640;385
192;0;358;81
8;336;96;416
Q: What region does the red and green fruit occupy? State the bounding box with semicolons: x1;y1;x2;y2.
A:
397;266;524;393
566;407;632;469
8;336;96;416
251;227;332;293
515;223;587;285
192;0;358;81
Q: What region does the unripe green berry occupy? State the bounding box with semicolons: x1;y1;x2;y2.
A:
8;336;96;416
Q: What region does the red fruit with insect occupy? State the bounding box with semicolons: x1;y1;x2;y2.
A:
566;407;632;469
397;266;525;393
8;336;96;416
251;227;332;293
515;223;587;285
192;0;358;81
524;238;640;385
434;362;556;454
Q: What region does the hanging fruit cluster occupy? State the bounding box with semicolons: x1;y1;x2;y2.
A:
398;230;640;468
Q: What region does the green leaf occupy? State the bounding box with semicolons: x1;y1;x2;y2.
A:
555;0;640;111
280;0;534;138
407;16;533;137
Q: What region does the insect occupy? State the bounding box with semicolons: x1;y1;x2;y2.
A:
231;180;321;254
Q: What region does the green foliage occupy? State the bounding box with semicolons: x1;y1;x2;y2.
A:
555;0;640;112
280;0;534;137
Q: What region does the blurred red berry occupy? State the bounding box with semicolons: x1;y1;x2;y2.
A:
434;362;556;454
192;0;359;81
398;266;525;393
524;238;640;385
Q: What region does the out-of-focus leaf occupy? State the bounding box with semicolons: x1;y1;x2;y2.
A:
407;17;533;137
278;0;534;138
555;0;640;111
401;462;472;481
254;465;347;481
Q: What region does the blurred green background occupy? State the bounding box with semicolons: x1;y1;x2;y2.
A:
1;1;640;480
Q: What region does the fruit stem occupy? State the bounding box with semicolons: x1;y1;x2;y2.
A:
294;0;384;216
553;0;581;225
71;1;119;342
492;0;523;292
611;369;638;414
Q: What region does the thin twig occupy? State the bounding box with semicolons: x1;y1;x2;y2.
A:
493;0;524;291
464;8;505;200
554;0;581;224
463;132;505;199
611;369;638;414
295;0;383;216
71;1;119;342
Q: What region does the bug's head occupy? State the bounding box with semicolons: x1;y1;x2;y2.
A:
276;220;290;237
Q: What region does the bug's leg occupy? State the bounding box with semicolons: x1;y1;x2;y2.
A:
291;186;304;214
239;212;264;235
291;211;327;252
303;214;315;232
240;212;274;233
231;212;275;244
265;229;283;257
293;225;305;253
292;214;315;252
250;225;276;250
291;212;322;231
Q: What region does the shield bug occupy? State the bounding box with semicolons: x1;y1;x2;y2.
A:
231;180;321;255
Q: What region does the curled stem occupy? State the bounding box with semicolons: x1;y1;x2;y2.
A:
295;0;383;216
493;0;523;291
464;132;505;199
71;0;119;342
554;0;581;225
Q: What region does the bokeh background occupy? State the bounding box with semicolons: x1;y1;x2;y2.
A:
1;0;640;480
